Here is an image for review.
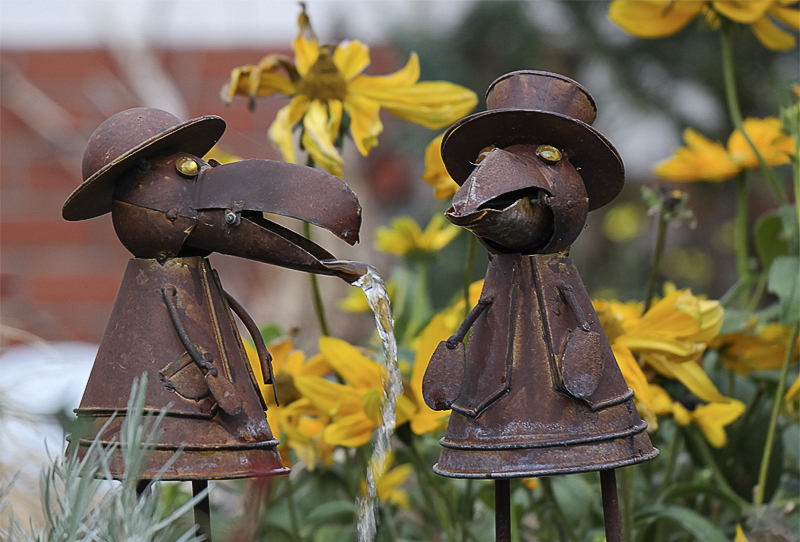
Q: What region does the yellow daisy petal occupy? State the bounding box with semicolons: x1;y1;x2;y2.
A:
654;128;741;182
608;0;706;38
301;99;344;174
645;355;728;403
712;0;772;23
422;133;460;199
293;35;320;76
728;117;796;168
343;93;383;156
692;399;746;448
319;336;385;390
333;39;371;81
269;102;301;164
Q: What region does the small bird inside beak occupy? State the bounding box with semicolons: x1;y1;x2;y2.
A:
445;145;557;254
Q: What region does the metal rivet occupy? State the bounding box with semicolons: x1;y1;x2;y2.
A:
176;157;199;177
536;145;562;164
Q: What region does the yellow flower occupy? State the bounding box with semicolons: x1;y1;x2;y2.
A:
727;116;796;169
655;117;796;182
714;321;800;375
339;279;397;314
408;313;453;435
654;128;741;182
222;6;477;176
244;338;337;468
594;288;726;406
375;214;460;258
608;0;800;51
360;454;414;509
293;337;415;448
735;525;750;542
422;133;460;199
650;384;745;448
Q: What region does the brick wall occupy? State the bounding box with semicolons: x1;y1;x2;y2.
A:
1;46;400;346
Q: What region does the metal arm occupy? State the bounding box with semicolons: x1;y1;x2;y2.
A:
224;289;280;406
446;296;494;349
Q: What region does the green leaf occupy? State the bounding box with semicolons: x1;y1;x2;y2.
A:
305;500;355;527
755;212;790;269
767;256;800;325
259;324;285;345
635;504;729;542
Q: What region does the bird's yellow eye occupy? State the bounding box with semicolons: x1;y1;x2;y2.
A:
175;157;199;177
536;145;562;164
475;145;497;164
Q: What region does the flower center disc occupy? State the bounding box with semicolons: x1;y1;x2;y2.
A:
300;52;348;102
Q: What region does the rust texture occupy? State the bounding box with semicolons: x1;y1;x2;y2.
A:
64;107;363;480
423;71;658;479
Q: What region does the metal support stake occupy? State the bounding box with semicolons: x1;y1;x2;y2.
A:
600;469;622;542
193;480;212;542
495;479;511;542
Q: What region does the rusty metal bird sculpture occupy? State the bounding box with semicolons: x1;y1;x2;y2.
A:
421;71;658;542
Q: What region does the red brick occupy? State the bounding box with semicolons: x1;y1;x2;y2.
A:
30;273;121;303
1;219;89;245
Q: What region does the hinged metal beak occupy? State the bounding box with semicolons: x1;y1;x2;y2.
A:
193;159;361;245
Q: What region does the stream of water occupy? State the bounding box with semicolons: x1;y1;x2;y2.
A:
350;265;402;542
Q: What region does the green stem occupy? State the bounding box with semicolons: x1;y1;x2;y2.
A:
754;322;800;505
283;475;303;542
541;478;579;542
734;174;751;308
303;222;330;336
644;212;668;313
406;440;458;542
684;426;748;508
618;467;634;542
720;26;787;205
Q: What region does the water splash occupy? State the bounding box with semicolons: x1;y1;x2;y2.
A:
351;265;402;542
320;259;402;540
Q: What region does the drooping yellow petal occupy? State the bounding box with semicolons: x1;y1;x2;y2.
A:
735;525;750;542
269;101;301;164
293;35;320;77
324;411;376;447
712;0;772;23
692;399;746;447
409;313;453;435
343;93;383;156
352;52;421;89
727;117;796;168
612;345;653;410
376;463;413;508
608;0;706;38
333;39;371;81
301;99;344;175
770;3;800;30
319;336;385;390
293;374;353;415
353;80;479;129
671;401;694;425
654;128;741;182
645;354;728;403
422;133;460;200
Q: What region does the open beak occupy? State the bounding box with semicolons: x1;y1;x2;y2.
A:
446;147;554;253
184;159;363;281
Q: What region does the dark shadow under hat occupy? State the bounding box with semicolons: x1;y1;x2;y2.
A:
63;107;226;221
441;71;624;211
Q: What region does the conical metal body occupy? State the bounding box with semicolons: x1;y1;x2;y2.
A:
427;253;657;478
72;256;287;480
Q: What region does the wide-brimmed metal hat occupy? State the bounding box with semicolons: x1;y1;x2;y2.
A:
441;71;624;211
63;107;226;221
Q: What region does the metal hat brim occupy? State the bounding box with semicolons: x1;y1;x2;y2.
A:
62;115;226;221
441;109;624;211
